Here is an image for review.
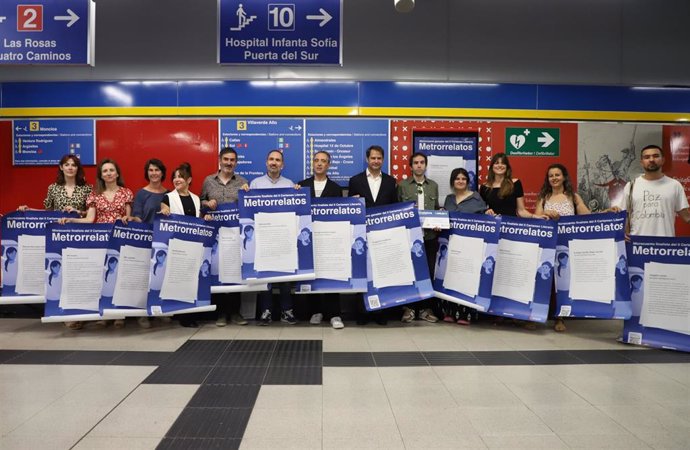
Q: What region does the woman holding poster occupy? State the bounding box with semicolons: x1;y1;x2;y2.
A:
534;164;591;331
442;168;488;324
160;162;203;327
18;154;92;216
59;159;134;329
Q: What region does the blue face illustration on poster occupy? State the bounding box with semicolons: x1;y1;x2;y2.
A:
241;224;255;264
200;259;211;278
297;227;314;269
2;246;18;287
211;238;220;276
482;256;495;275
435;243;448;280
351;237;367;279
45;258;62;301
102;255;119;298
149;248;168;291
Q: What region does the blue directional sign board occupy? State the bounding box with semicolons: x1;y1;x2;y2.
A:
13;119;96;166
304;119;390;186
0;0;95;65
220;118;305;183
218;0;342;65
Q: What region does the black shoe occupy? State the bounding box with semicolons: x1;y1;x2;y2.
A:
180;320;199;328
375;316;388;326
356;317;369;325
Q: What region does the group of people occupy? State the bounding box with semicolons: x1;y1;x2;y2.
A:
11;143;690;332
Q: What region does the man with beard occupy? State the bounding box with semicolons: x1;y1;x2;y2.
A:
615;145;690;237
200;147;249;326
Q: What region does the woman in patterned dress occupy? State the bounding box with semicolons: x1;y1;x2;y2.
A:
60;159;134;329
18;154;92;215
534;164;590;332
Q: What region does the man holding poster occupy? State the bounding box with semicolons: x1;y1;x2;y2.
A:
200;147;250;327
249;150;298;325
298;151;346;329
397;152;440;323
616;144;690;237
348;145;398;325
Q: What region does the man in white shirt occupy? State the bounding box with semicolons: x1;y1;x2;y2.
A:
615;144;690;237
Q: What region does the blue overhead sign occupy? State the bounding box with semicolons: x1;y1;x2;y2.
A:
13;119;96;166
218;0;342;65
0;0;95;65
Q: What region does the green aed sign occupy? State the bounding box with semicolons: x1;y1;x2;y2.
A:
505;127;560;156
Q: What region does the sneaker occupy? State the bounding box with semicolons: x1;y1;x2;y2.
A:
401;307;415;323
330;316;345;329
310;313;323;325
259;309;272;326
215;314;227;327
419;308;439;323
137;317;152;329
281;309;297;325
230;313;248;326
65;321;83;330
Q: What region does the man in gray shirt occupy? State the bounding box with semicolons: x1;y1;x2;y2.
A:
200;147;249;327
249;149;294;189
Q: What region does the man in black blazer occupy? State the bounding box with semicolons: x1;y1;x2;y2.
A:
348;145;398;325
299;150;343;198
347;145;398;207
298;150;346;329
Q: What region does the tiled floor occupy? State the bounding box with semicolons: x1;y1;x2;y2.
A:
0;317;689;449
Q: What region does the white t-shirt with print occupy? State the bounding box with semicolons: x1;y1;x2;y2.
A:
616;175;689;237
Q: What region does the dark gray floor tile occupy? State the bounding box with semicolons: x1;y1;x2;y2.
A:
157;437;241;450
143;366;213;384
61;351;123;365
5;350;75;364
323;352;375;367
111;351;172;366
520;350;584;365
568;350;635;364
0;350;27;363
205;366;268;384
423;351;480;366
165;407;252;438
176;340;231;353
616;349;690;363
188;384;260;408
270;351;322;367
473;351;534;366
373;352;428;367
274;340;322;352
216;351;272;367
263;366;322;384
163;351;224;367
226;340;277;352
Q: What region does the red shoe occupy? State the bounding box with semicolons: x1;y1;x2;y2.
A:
457;318;470;326
443;315;455;323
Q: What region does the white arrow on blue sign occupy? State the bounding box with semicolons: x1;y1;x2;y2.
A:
0;0;95;65
218;0;342;65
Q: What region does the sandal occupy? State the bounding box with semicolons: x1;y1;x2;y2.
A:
554;318;566;332
65;321;83;330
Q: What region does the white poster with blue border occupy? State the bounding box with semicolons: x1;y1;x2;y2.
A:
42;223;117;323
147;215;216;316
100;221;154;317
555;212;631;319
238;188;315;283
487;217;557;323
296;197;367;294
206;204;269;293
433;212;501;312
623;237;690;353
1;211;75;304
364;202;433;311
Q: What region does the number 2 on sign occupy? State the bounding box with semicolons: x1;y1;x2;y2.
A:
17;5;44;32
